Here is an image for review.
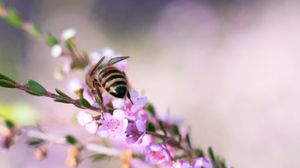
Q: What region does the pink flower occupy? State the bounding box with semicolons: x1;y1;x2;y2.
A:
97;110;128;138
193;157;213;168
145;143;170;165
172;160;192;168
125;122;145;144
112;90;147;119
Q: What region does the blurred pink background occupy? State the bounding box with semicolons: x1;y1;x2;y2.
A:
1;0;300;167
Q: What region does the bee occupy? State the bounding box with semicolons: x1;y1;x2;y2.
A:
86;56;131;104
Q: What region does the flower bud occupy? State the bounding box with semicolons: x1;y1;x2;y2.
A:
62;28;76;41
51;44;63;58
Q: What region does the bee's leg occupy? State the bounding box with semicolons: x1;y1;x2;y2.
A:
92;80;103;104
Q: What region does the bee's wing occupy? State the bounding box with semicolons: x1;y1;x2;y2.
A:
107;56;129;66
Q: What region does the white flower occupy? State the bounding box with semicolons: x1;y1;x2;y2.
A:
90;51;103;64
68;78;84;93
61;28;76;41
102;47;115;57
76;111;93;126
51;44;63;58
85;120;98;134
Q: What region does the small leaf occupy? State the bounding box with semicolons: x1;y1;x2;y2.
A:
159;121;167;136
27;138;44;146
26;90;43;96
146;103;156;117
90;154;107;162
172;124;179;135
29;23;43;37
65;40;74;52
186;133;192;149
4;119;14;128
54;98;71;104
79;98;91;108
71;60;84;69
147;122;156;132
195;148;205;157
219;159;227;168
172;124;182;142
55;88;70;98
208;147;216;162
65;135;77;145
0;79;16;88
27;80;47;96
46;33;59;47
5;8;23;28
0;73;15;83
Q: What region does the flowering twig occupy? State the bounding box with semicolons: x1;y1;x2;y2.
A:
0;2;230;168
15;82;102;112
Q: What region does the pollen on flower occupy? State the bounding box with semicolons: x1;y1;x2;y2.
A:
51;44;63;58
61;28;76;41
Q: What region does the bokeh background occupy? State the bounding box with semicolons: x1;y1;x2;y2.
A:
1;0;300;167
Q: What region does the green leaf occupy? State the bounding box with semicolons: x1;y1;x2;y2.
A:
186;133;192;149
172;124;182;142
27;138;44;146
219;159;227;168
0;73;15;83
195;148;205;157
54;98;71;104
55;88;70;98
90;154;107;162
172;124;179;135
0;79;16;88
29;23;43;37
159;121;167;136
65;135;77;145
147;122;156;132
79;97;91;108
27;80;47;96
5;8;23;28
146;103;156;117
46;33;58;47
4;119;14;128
65;40;74;52
208;147;216;162
0;2;4;7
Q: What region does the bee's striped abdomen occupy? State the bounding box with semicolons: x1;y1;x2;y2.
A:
98;66;128;98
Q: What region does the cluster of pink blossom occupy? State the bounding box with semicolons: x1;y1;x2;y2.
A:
63;45;213;167
0;4;228;167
